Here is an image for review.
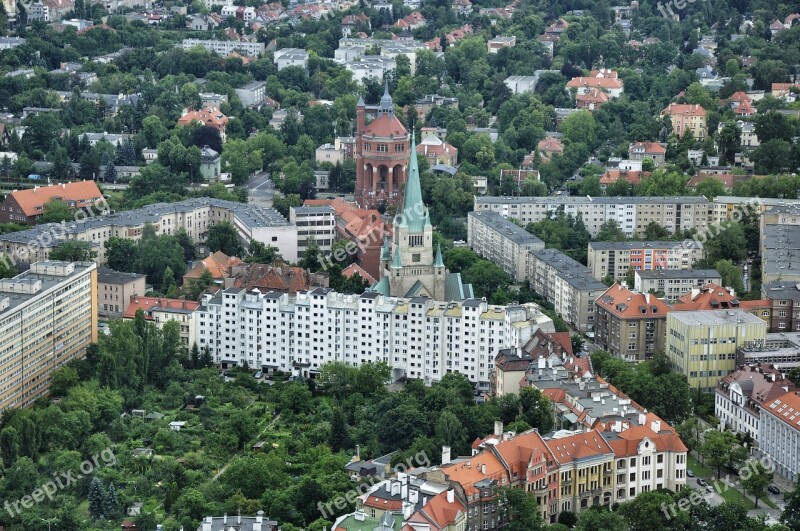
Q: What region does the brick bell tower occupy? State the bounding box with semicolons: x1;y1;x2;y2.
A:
355;82;410;210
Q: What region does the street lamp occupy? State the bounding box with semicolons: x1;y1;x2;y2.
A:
40;517;57;531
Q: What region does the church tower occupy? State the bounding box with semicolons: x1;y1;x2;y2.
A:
355;83;410;210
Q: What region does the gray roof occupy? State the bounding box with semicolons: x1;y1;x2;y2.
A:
291;205;334;215
476;195;707;205
532;248;607;291
635;269;720;280
589;240;703;251
669;309;765;326
195;515;278;531
468;210;544;246
762;280;800;301
97;267;146;284
0;262;96;316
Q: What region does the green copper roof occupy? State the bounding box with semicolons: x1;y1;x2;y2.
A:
434;242;444;267
399;133;426;233
380;237;391;261
371;276;390;296
391;245;402;268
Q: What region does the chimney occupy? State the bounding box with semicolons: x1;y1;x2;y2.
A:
223;515;227;524
481;464;487;474
442;446;451;465
447;490;454;504
494;420;503;436
355;444;360;460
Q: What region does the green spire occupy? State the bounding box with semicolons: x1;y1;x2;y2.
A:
380;236;391;261
391;246;402;269
399;132;426;232
434;243;444;267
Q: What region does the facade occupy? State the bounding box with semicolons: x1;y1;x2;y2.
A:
182;39;265;58
194;287;554;389
467;211;544;282
273;48;309;71
595;284;670;361
504;75;538;94
199;146;221;181
487;36;515;53
123;296;200;350
234;80;266;108
760;391;800;481
565;70;624;98
416;135;458;166
290;205;336;253
761;224;800;284
527;248;608;332
587;241;705;282
473;196;711;239
715;364;796;444
97;267;146;318
666;310;767;391
634;269;722;300
344;56;397;84
27;1;50;21
0;181;104;225
196;514;278;531
762;280;800;333
355;85;410;209
315;143;344;165
0;261;97;410
661;104;708;139
737;331;800;371
628;141;666;167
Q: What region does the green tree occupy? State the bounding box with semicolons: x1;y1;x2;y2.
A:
575;508;627;531
501;488;545;531
50;241;97;262
701;430;739;479
561;111;598;149
704;222;746;264
781;476;800;530
247;240;280;263
105;238;138;272
695;177;727;201
206;222;243;257
434;410;468;455
88;477;105;519
714;259;744;294
740;458;773;509
272;194;303;218
643;222;671;240
518;387;553;432
595;220;627;241
38;198;74;224
0;426;19;467
103;482;120;519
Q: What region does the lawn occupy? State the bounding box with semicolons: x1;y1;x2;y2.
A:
687;454;776;509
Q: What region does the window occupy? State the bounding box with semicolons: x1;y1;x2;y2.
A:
377;144;389;152
412;254;421;263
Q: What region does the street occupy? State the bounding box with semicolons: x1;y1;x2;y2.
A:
247;171;274;207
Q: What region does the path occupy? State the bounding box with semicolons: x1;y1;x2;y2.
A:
211;412;281;481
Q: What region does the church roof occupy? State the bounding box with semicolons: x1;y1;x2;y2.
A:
434;242;444;267
399;133;426;232
445;272;474;301
391;246;402;268
380;236;391;261
371;276;390;296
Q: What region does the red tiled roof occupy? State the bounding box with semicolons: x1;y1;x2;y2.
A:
538;137;564;154
599;169;649;186
178;108;229;130
184;251;243;281
231;263;310;294
342;263;377;284
6;181;103;217
596;284;670;319
364;113;407;138
764;391;800;431
566;77;623;90
407;491;465;530
544;430;614;464
662;103;707;117
629;141;666;155
123;297;200;319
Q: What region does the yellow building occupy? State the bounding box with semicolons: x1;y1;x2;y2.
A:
666;310;766;391
545;432;615;513
0;261;97;410
661;104;707;139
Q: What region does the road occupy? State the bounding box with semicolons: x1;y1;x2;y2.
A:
247;171;274;207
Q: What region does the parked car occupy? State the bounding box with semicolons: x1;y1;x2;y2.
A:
768;486;781;495
697;478;707;487
253;371;262;379
686;470;695;478
705;484;715;493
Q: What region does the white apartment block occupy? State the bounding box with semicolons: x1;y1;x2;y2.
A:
273;48;309;71
760;391;800;481
194;288;554;389
290;205;336;253
182;39;265;58
345;56;397;84
473;196;711;238
467;211;544;282
0;261;97;411
587;241;705;282
634;269;722;300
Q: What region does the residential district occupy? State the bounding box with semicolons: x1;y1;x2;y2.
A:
0;0;799;529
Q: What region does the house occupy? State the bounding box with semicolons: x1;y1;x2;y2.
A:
599;168;647;189
487;35;515;54
0;181;104;225
177;108;229;142
341;13;369;37
544;18;569;38
538;137;564;163
199;146;221;181
566;70;624;98
235;80;266;108
183;251;243;285
661;104;707;139
169;421;186;431
273;48;309;71
771;83;800;101
416;135;458;166
575;88;609;110
315;143;343;165
97;267;147;318
123;297;201;349
452;0;472;16
628;141;666;167
142;148;158;164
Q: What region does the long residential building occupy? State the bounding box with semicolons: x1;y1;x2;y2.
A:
0;261;97;410
182;39;265;57
633;269;722;301
194;288;554;390
467;211;544;281
527;248;608;332
0;198;298;267
760;390;800;481
587;241;705;282
473;196;710;238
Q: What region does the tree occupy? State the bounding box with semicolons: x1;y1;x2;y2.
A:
103;162;117;183
781;476;800;530
206;222;243;257
38;198;74;224
88;477;105;519
571;334;584;354
434;411;468;454
704;222;746;264
701;430;740;479
50;241;97;262
714;259;744;294
595;220;627;241
518;387;553;432
247;240;280;264
740;458;773;509
751;139;793;174
105;238;138;272
501;488;545;531
0;426;19;467
643;222;671;240
574;508;627;531
561;111;598;149
103;482;120;519
162;266;177;297
695;177;726;201
272;194;303;218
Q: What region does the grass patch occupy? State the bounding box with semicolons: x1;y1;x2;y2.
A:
687;455;776;509
687;454;714;478
718;485;756;509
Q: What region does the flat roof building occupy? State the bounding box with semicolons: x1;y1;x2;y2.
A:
467;211;544;282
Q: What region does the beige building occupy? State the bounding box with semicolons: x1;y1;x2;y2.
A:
124;296;200;350
473;196;710;238
661;104;707;139
634;269;722;300
97;267;147;319
467;211;544;282
595;284;670;361
666;310;767;391
0;261;97;410
587;241;705;282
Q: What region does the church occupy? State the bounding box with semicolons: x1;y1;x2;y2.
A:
370;130;473;301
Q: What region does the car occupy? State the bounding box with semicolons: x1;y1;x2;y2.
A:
768;486;781;495
582;343;590;351
705;484;715;493
697;478;707;487
687;470;695;478
253;371;262;379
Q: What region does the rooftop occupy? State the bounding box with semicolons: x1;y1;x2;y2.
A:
476;195;708;205
668;308;766;326
468;211;544;246
635;269;720;280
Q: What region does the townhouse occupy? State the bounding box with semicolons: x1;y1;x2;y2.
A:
761;280;800;332
123;296;200;350
759;391;800;481
97;267;146;318
661;104;708;139
466;211;544;282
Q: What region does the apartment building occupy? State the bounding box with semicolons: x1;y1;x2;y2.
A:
672;283;771;326
124;296;200;350
715;364;796;444
290;205;336;253
0;261;97;411
546;432;616;514
97;267;146;318
194;288;554;389
467;211;544;282
0;198;298;266
628;142;666;167
234;80;266;108
761;224;800;284
634;269;722;300
587;241;705;282
760;391;800;481
737;331;800;370
661;104;707;139
594;284;670;361
0;181;104;225
666;310;767;391
761;281;800;332
182;39;265;58
527;249;608;332
473;196;710;238
273;48;309;71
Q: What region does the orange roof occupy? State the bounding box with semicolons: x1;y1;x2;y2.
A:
566;77;623;90
544;430;614;464
231;263;310;294
227;51;252;64
662;103;707;117
599;169;649;186
442;452;506;496
342;263;377;284
629;141;666;154
673;283;752;311
407;491;465;530
606;425;688;457
6;181;103;217
177;108;229;130
687;173;738;189
538;137;564;154
184;251;243;281
576;88;610;105
362;496;402;511
763;391;800;431
123;297;200;319
364;113;408;138
596;284;671;319
728;91;751;103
